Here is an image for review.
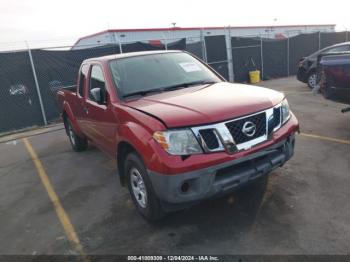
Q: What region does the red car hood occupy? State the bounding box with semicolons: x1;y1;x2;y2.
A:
125;82;284;128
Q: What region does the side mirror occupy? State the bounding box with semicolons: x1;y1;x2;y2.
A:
90;87;105;104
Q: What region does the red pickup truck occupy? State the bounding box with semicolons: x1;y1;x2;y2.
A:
57;50;299;221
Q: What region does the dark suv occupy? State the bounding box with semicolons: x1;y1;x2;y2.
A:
297;42;350;89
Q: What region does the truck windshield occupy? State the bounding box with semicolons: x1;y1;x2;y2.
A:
109;52;221;98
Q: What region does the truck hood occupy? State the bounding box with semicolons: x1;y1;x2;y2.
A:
125;82;284;128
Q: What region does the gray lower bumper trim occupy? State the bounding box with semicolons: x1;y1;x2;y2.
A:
148;135;295;204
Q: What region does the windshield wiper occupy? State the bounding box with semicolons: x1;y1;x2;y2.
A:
123;88;165;98
123;80;217;99
160;80;217;91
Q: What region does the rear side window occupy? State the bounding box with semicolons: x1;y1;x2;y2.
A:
78;64;89;97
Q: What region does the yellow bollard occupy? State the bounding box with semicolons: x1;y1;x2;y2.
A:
249;70;261;84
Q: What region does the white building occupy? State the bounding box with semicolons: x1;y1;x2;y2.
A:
72;24;335;49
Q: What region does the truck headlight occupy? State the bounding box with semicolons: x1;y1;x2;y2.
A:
153;130;203;155
281;98;291;124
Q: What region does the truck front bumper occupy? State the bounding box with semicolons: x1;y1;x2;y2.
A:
148;134;295;205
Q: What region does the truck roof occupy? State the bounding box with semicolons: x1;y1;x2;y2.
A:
84;50;181;63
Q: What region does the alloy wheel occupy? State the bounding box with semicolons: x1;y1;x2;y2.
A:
130;167;148;208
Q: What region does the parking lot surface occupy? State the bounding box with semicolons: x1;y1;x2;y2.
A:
1;77;349;255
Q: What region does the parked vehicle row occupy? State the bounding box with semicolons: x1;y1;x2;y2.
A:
297;41;350;89
297;41;350;113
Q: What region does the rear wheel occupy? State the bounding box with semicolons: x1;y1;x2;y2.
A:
125;152;165;221
307;72;317;89
66;119;88;152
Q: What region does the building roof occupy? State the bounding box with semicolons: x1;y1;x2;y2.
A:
74;24;336;46
84;50;180;63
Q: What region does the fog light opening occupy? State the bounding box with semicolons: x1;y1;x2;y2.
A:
181;182;190;193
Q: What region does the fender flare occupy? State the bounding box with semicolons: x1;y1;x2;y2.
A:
62;101;84;136
116;122;162;185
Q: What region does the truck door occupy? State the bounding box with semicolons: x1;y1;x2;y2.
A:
75;64;89;126
83;64;118;155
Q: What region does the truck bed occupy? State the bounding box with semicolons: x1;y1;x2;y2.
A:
56;86;78;114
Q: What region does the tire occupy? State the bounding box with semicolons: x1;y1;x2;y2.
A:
125;152;165;221
307;72;317;89
66;119;88;152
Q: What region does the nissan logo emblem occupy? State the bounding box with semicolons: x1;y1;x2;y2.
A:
242;121;256;137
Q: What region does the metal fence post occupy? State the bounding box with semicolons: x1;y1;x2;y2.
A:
163;33;168;50
118;39;123;54
225;26;234;82
200;29;207;62
346;31;348;42
26;41;47;126
111;32;120;52
260;35;264;80
318;31;321;50
111;32;120;53
287;33;290;76
113;33;123;54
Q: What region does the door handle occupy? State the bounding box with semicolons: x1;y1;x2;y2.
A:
83;106;89;114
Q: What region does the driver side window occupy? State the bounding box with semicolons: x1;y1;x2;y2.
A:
89;65;106;103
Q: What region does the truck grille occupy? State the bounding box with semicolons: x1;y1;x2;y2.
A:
225;112;266;144
199;129;220;150
191;105;282;154
268;106;282;136
272;107;281;128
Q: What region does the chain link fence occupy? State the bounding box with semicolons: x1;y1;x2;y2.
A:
0;31;349;133
231;31;350;82
0;38;190;133
0;50;45;132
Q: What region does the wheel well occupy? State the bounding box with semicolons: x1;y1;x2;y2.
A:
117;142;137;186
308;69;316;78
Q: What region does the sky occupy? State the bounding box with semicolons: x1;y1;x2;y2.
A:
0;0;349;50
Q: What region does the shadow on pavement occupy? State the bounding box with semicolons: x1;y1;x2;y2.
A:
152;176;268;244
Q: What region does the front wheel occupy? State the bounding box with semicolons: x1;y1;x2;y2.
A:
307;72;317;89
125;152;165;221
